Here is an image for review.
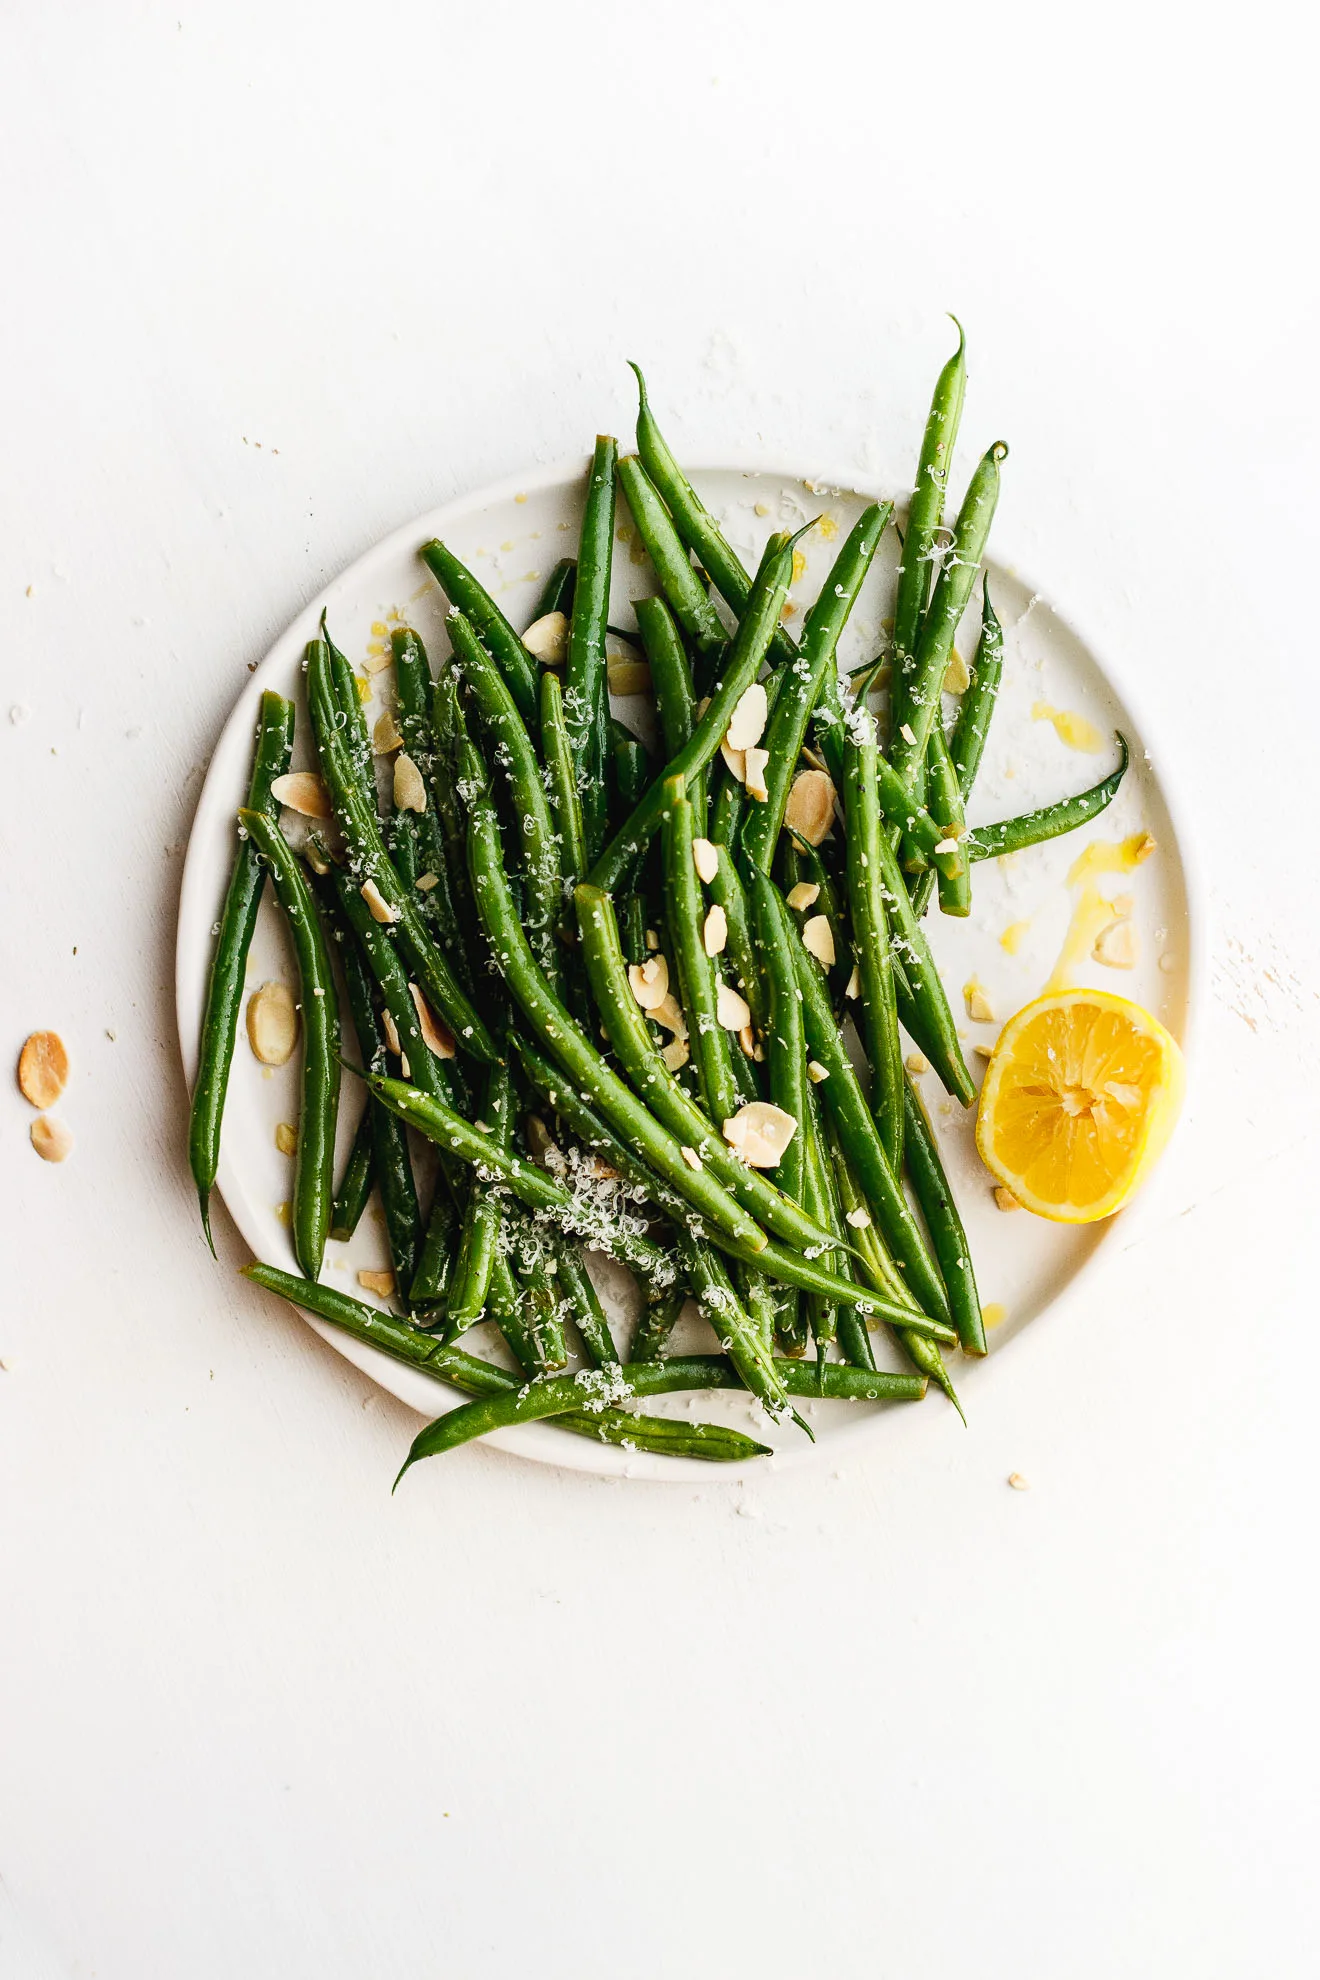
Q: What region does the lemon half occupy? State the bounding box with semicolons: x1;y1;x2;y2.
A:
975;989;1184;1224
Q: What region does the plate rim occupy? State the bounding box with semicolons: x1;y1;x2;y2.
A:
176;449;1208;1482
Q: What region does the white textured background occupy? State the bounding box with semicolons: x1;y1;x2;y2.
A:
2;2;1317;1975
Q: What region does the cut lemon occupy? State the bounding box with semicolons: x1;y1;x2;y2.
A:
975;989;1184;1223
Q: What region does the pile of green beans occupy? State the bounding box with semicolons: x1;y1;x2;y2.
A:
191;330;1133;1483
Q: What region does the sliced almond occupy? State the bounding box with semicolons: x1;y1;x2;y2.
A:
933;837;960;856
607;659;652;697
845;1207;871;1229
994;1185;1022;1212
844;964;861;1000
270;771;332;819
692;838;719;885
524;1114;561;1170
905;1052;929;1075
645;927;660;951
628;954;670;1011
680;1145;703;1170
363;651;393;676
743;745;770;801
246;981;298;1065
973;1042;996;1060
807;1060;829;1083
415;871;439;892
357;1268;396;1297
964;980;995;1023
786;881;819;911
722;1100;797;1169
303;838;332;876
783;768;836;846
737;1023;757;1060
1093;919;1138;969
898;722;917;747
522;609;568;666
380;1009;403;1057
360;878;398;924
719;737;747;784
275;1122;298;1156
725;680;768;752
1132;833;1158;864
652;994;687;1039
18;1030;68;1109
801;914;836;968
716;980;751;1031
943;648;971;694
661;1038;690;1073
393;752;427;813
703;904;728;956
372;709;404;754
410;983;456;1057
30;1115;73;1163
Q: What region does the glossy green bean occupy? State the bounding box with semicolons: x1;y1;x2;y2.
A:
902;1078;985;1357
539;667;588;896
636;594;708;838
674;1238;802;1430
924;724;971;916
554;1244;619;1367
532;558;577;620
610;718;651;828
322;862;452;1108
963;736;1129;863
190;690;294;1248
631;1287;688;1363
329;1106;374;1243
872;825;975;1105
617;455;727;656
587;527;799;893
444;1055;512;1334
565;436;618;862
420;539;540;733
949;579;1003;796
842;709;905;1169
746;864;807;1205
238;809;339;1280
708;843;767;1030
740;502;890;872
661;775;743;1127
889;320;967;749
335;910;422;1298
390;628;465;951
409;1178;461;1313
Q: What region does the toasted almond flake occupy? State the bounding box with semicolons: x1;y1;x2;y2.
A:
410;983;456;1057
400;1051;410;1079
754;500;770;518
275;1122;298;1156
726;680;768;752
246;981;298;1065
415;870;439;892
692;837;719;884
695;696;711;720
18;1031;68;1109
905;1052;929;1075
933;837;960;856
304;839;331;875
645;927;660;951
628;954;670;1011
800;744;828;773
973;1042;996;1060
1112;893;1134;918
737;1023;757;1059
703;904;728;956
722;1100;798;1169
607;659;652;697
524;1114;560;1169
680;1145;702;1170
652;994;687;1038
360;878;398;924
661;1038;690;1072
372;709;404;753
783;768;836;846
943;648;971;694
786;881;820;911
743;745;770;800
363;651;393;675
522;609;568;665
845;1207;871;1228
807;1060;829;1083
719;737;747;783
994;1186;1022;1212
899;722;917;746
1132;832;1157;864
270;771;332;819
716;980;751;1030
844;964;861;999
381;1009;402;1057
357;1269;396;1297
1007;1472;1031;1491
393;752;427;813
30;1115;73;1162
802;914;836;968
1093;919;1138;968
964;980;995;1023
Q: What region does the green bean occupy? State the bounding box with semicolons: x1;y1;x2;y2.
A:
708;844;767;1031
784;835;854;1007
949;578;1003;796
575;882;842;1258
924;724;970;916
631;1287;688;1362
444;1055;512;1335
540;668;588;896
244;1265;764;1465
617;455;727;657
409;1178;461;1313
802;1082;866;1372
322;621;377;816
554;1244;619;1367
777;878;951;1325
661;775;744;1127
746;864;807;1205
902;1078;985;1357
190;691;295;1249
329;1106;374;1243
740;502;889;872
446;606;563;993
890;440;1008;791
565;436;618;862
963;736;1129;863
389;628;464;946
610;718;651;828
322;861;453;1108
872;825;975;1106
587;527;799;893
674;1238;803;1430
305;640;496;1061
532;558;577;620
842;709;905;1169
871;751;962;877
505;1216;568;1372
238;809;340;1281
420;539;540;734
636;594;708;837
335;907;422;1299
889;320;967;749
709;762;745;853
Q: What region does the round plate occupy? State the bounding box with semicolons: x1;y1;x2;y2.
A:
177;458;1202;1479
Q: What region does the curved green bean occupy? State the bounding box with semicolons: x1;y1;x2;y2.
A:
420;539;540;734
617;455;727;657
889;319;967;748
963;735;1129;863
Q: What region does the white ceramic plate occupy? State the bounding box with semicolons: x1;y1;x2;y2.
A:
177;458;1201;1479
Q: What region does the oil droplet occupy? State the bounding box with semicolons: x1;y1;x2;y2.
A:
1067;833;1156;886
499;539;515;553
370;621;388;639
274;1200;291;1227
791;548;808;586
1045;883;1117;992
1000;919;1031;955
816;514;839;542
1031;700;1105;752
354;673;371;704
515;492;527;504
983;1302;1007;1329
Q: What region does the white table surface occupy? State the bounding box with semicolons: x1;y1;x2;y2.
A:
2;3;1317;1974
